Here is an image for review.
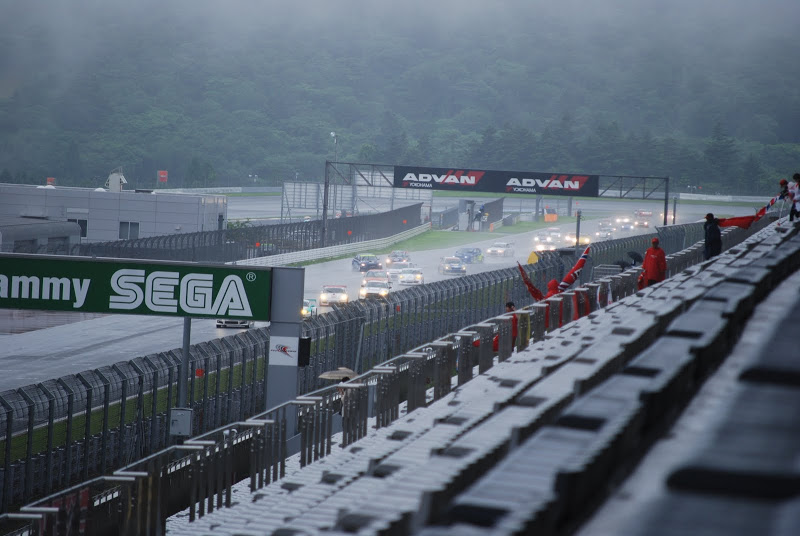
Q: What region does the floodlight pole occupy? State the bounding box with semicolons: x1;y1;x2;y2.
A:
320;132;337;249
673;196;678;225
321;161;330;248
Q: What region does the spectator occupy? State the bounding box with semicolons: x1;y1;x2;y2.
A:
642;237;667;286
704;213;723;259
505;301;518;347
545;279;560;298
779;178;789;199
791;174;800;222
478;301;519;352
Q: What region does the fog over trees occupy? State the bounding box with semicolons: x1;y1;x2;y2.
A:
0;0;798;193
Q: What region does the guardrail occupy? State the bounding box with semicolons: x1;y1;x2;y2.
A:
233;222;432;267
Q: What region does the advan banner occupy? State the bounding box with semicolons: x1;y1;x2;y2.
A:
393;165;600;197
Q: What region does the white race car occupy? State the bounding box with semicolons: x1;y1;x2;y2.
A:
359;280;391;299
486;242;514;257
319;285;349;306
398;268;424;285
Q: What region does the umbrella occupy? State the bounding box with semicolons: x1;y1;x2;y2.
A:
319;367;356;381
627;251;643;265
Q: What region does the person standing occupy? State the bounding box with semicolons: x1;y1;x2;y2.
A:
704;213;722;259
779;178;789;199
642;237;667;287
478;301;519;352
791;174;800;222
505;301;518;347
545;279;560;298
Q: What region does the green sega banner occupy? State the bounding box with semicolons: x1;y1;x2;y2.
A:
0;254;272;320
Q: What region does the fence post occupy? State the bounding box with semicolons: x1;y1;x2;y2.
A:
166;364;175;442
112;364;128;469
56;378;75;488
0;396;12;512
143;358;160;455
16;389;35;502
129;361;147;461
38;383;56;496
94;370;111;474
76;373;94;480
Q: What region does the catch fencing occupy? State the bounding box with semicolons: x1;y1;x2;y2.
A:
65;204;422;263
0;214;775;518
297;253;564;394
432;206;459;229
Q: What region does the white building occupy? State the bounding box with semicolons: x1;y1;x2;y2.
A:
0;182;227;244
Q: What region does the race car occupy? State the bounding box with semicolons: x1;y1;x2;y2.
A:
597;220;616;233
319;285;349;306
398;268;424;285
486;242;514;257
216;318;254;329
352;253;382;272
454;247;484;264
615;216;634;230
387;261;413;282
534;232;552;243
438;256;467;275
385;250;411;265
301;299;317;318
359;280;391;299
634;219;650;228
565;233;591;246
547;227;562;239
594;231;614;240
361;270;391;287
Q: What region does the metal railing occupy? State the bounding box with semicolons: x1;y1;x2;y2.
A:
233;223;431;267
65;204;423;263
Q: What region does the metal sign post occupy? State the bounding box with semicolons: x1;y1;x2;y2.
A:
264;267;305;440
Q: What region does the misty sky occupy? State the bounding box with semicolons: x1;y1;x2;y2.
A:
3;0;799;99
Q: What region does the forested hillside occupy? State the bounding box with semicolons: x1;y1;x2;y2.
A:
0;0;798;194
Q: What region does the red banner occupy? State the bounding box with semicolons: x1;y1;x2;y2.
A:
718;215;758;229
158;170;168;183
46;177;56;185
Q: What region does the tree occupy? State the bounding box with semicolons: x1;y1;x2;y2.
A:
63;140;84;182
738;153;765;195
377;112;409;164
184;157;216;187
357;143;379;162
704;122;740;190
